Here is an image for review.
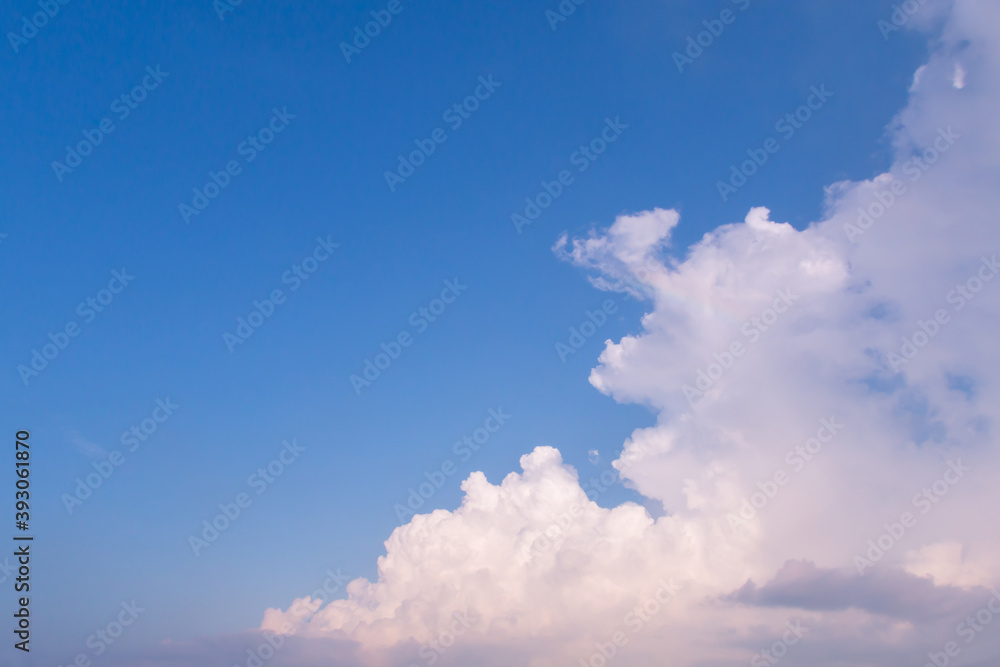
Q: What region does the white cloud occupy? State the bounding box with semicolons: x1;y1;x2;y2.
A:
254;1;1000;664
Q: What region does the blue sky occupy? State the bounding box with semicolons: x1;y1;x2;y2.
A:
0;0;955;665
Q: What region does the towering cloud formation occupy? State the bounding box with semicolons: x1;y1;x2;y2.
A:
259;1;1000;664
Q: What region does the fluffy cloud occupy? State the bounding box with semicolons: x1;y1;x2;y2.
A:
252;1;1000;664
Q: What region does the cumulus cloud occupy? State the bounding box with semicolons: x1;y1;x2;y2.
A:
259;446;692;664
241;1;1000;664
